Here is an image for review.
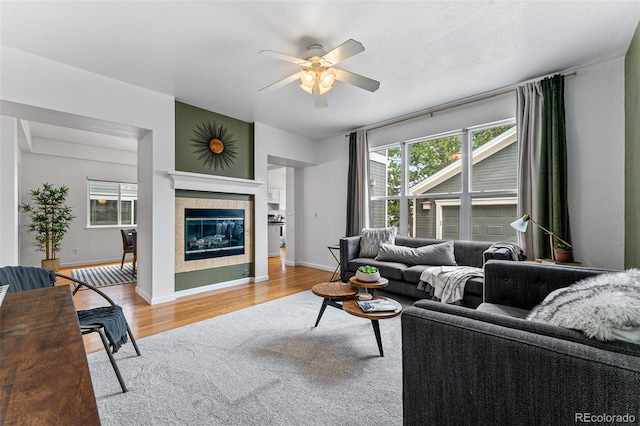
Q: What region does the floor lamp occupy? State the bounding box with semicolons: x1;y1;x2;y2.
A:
510;214;572;256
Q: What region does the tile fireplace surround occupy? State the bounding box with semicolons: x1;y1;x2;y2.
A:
175;197;253;274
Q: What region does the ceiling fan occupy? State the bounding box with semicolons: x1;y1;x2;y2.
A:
259;39;380;109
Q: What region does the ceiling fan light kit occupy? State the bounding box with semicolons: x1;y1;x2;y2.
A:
260;39;380;108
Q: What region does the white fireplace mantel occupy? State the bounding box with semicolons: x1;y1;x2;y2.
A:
167;170;264;195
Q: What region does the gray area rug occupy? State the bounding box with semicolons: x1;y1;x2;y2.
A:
87;290;410;425
71;264;135;288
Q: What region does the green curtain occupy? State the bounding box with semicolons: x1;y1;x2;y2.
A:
538;74;571;259
346;132;359;236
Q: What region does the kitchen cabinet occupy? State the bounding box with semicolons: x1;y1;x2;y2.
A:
267;188;279;204
278;190;286;210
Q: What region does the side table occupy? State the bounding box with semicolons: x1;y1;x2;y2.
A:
327;245;341;282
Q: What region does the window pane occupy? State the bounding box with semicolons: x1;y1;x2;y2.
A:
408;134;462;195
411;198;437;238
120;200;133;225
370;146;401;196
471;199;518;242
88;180;138;227
370;199;399;228
133;200;138;225
471;124;517;191
90;199;118;225
412;198;462;239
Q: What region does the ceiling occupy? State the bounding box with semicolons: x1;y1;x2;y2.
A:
1;1;639;143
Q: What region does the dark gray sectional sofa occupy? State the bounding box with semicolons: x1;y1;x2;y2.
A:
402;260;640;425
340;235;513;308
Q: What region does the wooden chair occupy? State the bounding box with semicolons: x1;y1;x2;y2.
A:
120;228;136;269
0;266;141;393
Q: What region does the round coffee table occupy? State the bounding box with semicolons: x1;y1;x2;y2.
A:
348;276;389;295
311;282;358;327
342;296;402;357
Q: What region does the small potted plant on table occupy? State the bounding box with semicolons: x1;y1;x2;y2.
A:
20;183;75;271
553;242;573;263
356;265;380;283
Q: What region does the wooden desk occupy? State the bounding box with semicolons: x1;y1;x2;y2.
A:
0;286;100;425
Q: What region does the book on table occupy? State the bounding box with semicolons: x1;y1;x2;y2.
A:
357;299;397;312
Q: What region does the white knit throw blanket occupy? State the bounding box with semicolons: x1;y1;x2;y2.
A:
418;266;484;304
527;269;640;342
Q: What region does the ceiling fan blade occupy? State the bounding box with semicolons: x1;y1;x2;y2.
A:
259;72;301;92
334;68;380;92
321;39;365;66
259;50;311;66
312;83;328;109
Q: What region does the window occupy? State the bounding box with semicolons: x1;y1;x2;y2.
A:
370;119;518;243
88;180;137;227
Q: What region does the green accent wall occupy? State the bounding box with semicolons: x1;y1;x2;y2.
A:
175;263;252;291
175;101;254;179
625;21;640;269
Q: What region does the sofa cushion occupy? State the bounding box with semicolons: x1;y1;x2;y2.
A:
359;227;397;258
347;258;407;281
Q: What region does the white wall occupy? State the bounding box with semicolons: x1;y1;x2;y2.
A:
565;57;626;269
0;116;20;266
254;123;319;278
296;134;349;271
18;152;137;267
1;47;175;304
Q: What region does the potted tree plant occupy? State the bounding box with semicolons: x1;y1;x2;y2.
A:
553;242;573;263
21;183;75;271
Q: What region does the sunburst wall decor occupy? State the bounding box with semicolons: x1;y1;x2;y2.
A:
191;120;238;170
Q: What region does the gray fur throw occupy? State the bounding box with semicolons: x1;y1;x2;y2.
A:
527;269;640;342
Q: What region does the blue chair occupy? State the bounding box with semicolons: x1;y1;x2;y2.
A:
0;266;141;393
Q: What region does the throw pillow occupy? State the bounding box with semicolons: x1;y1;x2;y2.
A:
526;269;640;343
359;227;397;258
375;243;414;263
412;241;457;266
375;241;457;266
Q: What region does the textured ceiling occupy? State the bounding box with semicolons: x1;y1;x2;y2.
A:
1;1;639;142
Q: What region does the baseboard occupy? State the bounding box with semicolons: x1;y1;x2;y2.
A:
252;275;269;283
62;257;123;268
296;261;333;272
175;277;251;298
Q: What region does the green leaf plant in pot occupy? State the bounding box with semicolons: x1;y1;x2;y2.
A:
356;265;381;283
553;242;573;263
20;183;75;271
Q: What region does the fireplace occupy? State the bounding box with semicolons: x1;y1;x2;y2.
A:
184;208;245;261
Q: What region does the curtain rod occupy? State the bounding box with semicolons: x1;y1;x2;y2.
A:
345;70;577;137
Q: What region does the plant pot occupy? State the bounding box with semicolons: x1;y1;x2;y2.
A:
355;270;381;283
41;258;61;271
553;250;572;263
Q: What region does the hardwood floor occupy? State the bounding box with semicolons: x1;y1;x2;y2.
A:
57;249;332;353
